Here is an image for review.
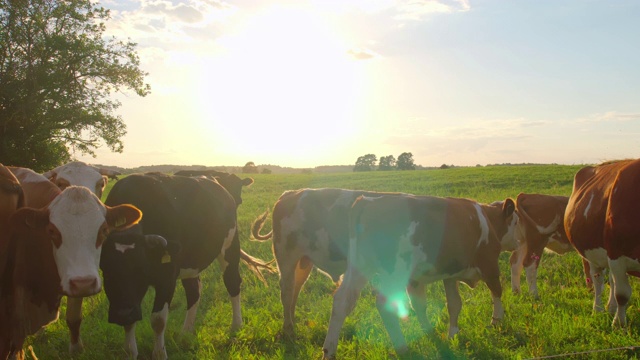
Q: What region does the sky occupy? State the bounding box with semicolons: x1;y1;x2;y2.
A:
77;0;640;169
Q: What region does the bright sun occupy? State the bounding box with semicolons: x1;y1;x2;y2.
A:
195;4;368;166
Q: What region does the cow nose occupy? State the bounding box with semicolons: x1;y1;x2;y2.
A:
69;276;100;297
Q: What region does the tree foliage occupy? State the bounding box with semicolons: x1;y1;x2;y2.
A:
397;152;416;170
353;153;377;172
242;161;258;174
0;0;150;171
378;155;396;171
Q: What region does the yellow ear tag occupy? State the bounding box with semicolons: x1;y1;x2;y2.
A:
161;251;171;264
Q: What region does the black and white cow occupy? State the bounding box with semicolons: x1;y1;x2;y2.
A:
100;172;271;360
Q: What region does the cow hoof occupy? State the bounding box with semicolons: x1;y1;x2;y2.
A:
322;348;336;360
69;340;84;354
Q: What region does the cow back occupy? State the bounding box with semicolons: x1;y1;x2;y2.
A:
565;160;632;253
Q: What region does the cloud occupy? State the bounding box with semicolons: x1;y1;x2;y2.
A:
578;111;640;123
394;0;470;21
347;47;379;60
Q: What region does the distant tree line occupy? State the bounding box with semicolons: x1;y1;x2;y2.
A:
353;152;416;172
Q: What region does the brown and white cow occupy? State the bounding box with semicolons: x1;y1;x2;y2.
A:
251;188;518;339
251;189;404;337
511;193;576;297
565;159;640;327
43;161;121;199
42;161;125;353
0;167;142;359
322;193;517;358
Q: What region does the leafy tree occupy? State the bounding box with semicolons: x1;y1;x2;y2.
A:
353;153;377;172
397;152;416;170
378;155;396;171
0;0;150;171
242;161;259;174
261;168;272;174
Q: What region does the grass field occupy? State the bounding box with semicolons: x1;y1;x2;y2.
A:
23;165;640;359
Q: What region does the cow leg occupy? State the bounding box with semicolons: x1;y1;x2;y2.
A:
376;291;409;354
509;249;525;294
277;254;305;337
182;276;202;333
590;264;607;312
407;281;430;332
322;267;368;360
524;260;539;299
582;258;593;290
218;239;243;331
480;258;505;326
443;279;462;338
609;258;631;327
286;256;313;337
66;296;84;353
150;303;169;360
605;271;618;316
124;323;138;359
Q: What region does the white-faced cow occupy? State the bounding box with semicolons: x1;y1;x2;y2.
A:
251;188;518;339
100;172;272;360
0;167;141;360
511;193;576;297
565;159;640;327
44;161;121;199
322;193;517;359
42;161;123;353
173;170;254;208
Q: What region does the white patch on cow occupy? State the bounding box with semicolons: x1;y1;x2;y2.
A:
114;242;135;253
536;214;560;235
378;221;419;291
124;323;138;359
474;204;489;246
13;167;47;183
584;247;608;269
500;212;519;250
55;163;105;196
150;303;169;360
230;294;243;331
219;225;236;259
179;268;201;279
48;186;105;296
334;190;358;207
583;192;595;219
183;297;200;333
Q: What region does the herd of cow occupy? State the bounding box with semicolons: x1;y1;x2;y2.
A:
0;158;639;359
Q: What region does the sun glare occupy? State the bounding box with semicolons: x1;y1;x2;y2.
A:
194;4;368;166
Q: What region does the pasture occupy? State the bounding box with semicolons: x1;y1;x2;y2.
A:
24;165;640;359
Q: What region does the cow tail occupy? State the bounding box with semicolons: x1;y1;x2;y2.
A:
240;249;277;285
250;211;273;241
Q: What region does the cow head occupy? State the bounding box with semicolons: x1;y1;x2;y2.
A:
13;186;142;298
210;174;253;207
486;198;518;250
100;226;181;326
44;161;121;198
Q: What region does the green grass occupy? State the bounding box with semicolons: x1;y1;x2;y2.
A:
24;165;640;359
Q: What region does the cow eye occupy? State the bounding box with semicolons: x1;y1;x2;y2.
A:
47;224;62;248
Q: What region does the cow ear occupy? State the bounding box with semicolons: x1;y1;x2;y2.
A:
106;205;142;230
242;177;254;187
503;198;515;217
15;208;50;229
